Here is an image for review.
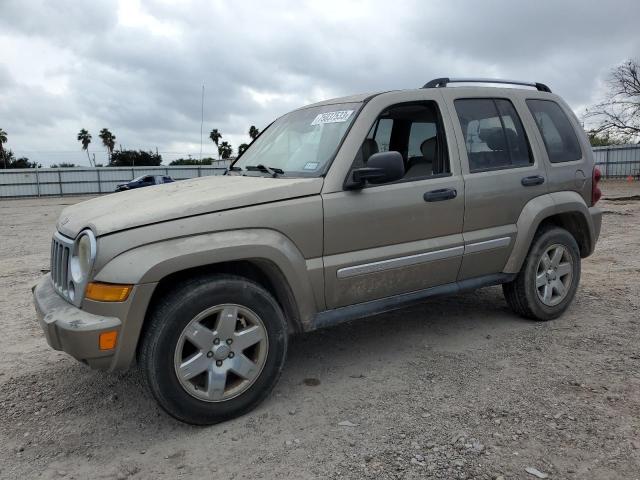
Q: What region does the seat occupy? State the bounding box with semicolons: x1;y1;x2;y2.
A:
406;137;436;177
478;127;509;169
480;127;506;151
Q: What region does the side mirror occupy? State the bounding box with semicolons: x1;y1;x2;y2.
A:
345;151;405;189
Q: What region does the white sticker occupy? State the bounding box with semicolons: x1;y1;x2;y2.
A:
311;110;354;126
303;162;319;170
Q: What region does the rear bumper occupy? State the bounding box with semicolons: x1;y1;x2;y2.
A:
33;274;121;370
588;206;602;255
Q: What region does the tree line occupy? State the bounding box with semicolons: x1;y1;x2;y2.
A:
167;125;260;165
0;124;260;168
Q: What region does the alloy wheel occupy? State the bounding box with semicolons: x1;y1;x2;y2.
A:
174;304;269;402
535;244;573;307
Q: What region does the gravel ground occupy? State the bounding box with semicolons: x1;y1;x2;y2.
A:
1;181;639;480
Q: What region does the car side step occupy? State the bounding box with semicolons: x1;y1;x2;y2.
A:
311;272;516;331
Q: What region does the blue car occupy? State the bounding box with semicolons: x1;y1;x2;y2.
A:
115;174;174;192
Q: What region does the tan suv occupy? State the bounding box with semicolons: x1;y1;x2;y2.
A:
33;78;602;424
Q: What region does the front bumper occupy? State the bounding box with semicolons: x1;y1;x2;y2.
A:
33;274;121;369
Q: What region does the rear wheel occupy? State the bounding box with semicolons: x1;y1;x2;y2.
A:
139;274;288;425
503;227;581;321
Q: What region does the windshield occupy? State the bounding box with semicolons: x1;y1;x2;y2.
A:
232;102;361;176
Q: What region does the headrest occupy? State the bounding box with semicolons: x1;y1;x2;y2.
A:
420;137;437;161
479;127;505;151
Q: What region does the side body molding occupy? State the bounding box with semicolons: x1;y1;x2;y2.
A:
94;229;319;329
503;191;599;273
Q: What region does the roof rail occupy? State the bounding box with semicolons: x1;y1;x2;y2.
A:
423;77;552;93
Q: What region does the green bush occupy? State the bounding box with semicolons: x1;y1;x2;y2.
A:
109;150;162;167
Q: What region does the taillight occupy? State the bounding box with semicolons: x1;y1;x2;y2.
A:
592;166;602;205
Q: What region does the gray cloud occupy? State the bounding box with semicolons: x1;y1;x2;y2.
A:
0;0;117;41
1;0;639;166
0;64;16;89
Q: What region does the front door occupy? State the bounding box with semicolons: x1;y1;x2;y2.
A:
322;94;465;309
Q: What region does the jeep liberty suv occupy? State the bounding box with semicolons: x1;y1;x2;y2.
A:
33;78;602;425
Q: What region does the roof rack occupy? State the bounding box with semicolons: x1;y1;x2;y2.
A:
422;77;551;93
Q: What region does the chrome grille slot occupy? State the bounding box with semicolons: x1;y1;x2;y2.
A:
53;242;60;286
50;232;74;300
56;244;62;286
50;241;55;274
61;246;69;293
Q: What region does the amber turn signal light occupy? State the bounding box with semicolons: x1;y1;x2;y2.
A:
85;282;132;302
99;330;118;350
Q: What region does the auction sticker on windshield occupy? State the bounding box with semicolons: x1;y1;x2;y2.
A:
311;110;354;126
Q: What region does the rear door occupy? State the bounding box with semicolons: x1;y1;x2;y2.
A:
321;91;465;308
441;88;549;280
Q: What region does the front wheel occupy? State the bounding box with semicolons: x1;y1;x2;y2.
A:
139;274;288;425
503;227;581;321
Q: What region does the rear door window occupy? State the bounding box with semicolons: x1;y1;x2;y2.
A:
526;99;582;163
454;98;533;172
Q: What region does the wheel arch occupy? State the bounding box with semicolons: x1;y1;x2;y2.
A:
504;192;596;273
537;212;592;257
144;259;304;337
94;229;319;370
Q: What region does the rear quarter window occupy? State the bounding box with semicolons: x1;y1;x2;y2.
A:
526;99;582;163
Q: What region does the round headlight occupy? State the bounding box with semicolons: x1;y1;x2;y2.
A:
70;230;96;283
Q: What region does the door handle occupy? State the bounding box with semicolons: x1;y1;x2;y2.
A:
521;175;545;187
424;188;457;202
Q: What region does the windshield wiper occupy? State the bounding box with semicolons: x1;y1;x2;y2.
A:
244;164;284;177
225;165;242;175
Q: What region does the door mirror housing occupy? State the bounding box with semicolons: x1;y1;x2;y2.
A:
345;151;405;189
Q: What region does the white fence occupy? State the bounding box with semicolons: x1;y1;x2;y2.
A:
0;164;230;199
2;146;639;199
593;145;640;179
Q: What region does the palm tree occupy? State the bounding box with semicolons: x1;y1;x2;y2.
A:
218;141;233;159
98;128;116;160
77;129;93;166
238;143;250;156
0;128;7;169
209;129;222;159
249;125;260;141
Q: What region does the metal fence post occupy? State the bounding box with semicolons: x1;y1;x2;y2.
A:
605;148;610;179
58;170;63;197
97;168;102;194
35;167;41;197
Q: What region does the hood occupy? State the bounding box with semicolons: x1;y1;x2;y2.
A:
57;175;324;237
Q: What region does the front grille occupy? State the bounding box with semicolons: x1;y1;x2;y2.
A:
50;232;74;299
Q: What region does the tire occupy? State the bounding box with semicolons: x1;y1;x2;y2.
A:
139;274;288;425
503;226;581;321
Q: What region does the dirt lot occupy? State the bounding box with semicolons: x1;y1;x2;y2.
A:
1;181;639;480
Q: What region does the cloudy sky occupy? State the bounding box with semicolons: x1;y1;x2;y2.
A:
1;0;639;166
